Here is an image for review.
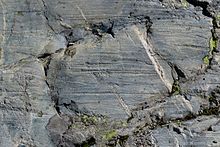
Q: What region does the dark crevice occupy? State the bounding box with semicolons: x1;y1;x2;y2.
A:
168;62;186;95
200;106;219;115
61;29;85;45
173;65;186;80
37;53;52;59
62;100;81;114
37;53;52;77
55;104;61;114
90;20;115;38
41;0;56;33
74;136;96;147
173;126;181;134
50;87;61;114
37;52;61;115
185;0;212;18
185;0;219;67
145;16;153;35
91;28;102;38
106;21;115;38
168;62;186;81
118;135;129;147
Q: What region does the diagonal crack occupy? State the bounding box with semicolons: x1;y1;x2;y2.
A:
111;85;132;117
37;52;61;115
41;0;56;33
133;26;173;93
76;4;87;21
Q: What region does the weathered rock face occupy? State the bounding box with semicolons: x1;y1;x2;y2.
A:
0;59;56;147
1;0;220;146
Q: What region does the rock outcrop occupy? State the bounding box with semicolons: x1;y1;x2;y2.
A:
0;0;220;146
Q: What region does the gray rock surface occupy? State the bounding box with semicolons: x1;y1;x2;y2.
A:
1;0;220;146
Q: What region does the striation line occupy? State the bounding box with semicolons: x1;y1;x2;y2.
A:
111;86;132;117
76;5;87;21
133;26;172;92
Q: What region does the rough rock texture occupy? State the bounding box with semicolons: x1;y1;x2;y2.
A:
1;0;220;146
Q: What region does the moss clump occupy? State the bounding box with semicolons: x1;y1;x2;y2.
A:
82;143;89;147
209;37;218;52
175;120;182;126
209;96;218;106
181;0;189;8
212;13;220;28
121;121;128;127
113;120;128;129
217;14;220;20
81;115;98;126
118;135;129;146
200;107;219;115
37;111;43;117
171;81;181;95
103;130;118;141
203;36;218;65
203;55;210;65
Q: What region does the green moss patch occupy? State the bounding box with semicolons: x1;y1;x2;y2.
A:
213;13;220;26
171;81;181;95
103;130;118;141
181;0;189;8
209;37;218;52
200;106;219;115
81;115;99;126
37;111;43;117
203;55;210;65
67;114;130;146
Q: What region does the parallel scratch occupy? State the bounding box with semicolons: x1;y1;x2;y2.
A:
76;5;87;21
111;86;132;117
133;26;172;92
